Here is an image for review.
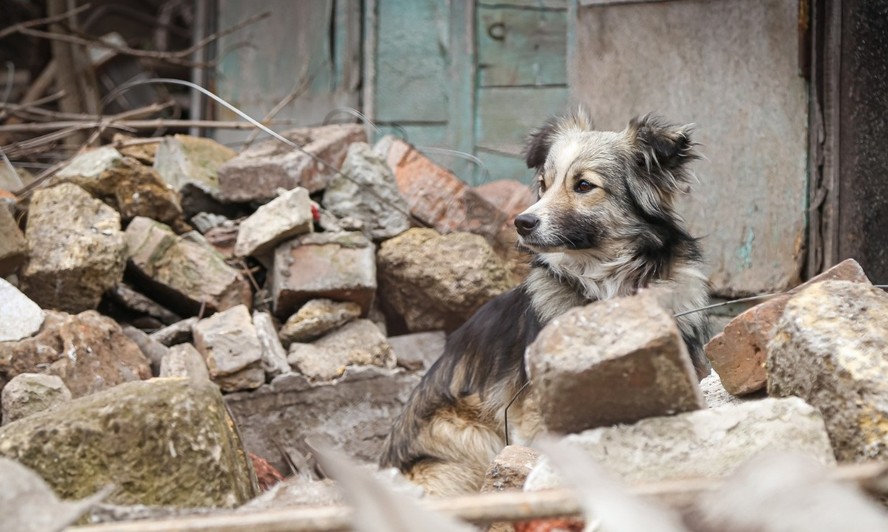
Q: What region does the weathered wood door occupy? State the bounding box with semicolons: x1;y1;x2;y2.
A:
365;0;569;186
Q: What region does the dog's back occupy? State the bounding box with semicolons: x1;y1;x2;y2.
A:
380;112;711;496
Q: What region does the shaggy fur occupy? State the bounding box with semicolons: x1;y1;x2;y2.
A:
379;112;711;496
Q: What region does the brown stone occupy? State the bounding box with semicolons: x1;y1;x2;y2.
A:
21;183;126;313
527;292;704;434
271;232;376;319
474;180;535;223
705;258;870;395
218;125;366;202
0;310;151;398
481;446;540;493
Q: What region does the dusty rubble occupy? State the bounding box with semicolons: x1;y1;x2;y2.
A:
1;126;888;530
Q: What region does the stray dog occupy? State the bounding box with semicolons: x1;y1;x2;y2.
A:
379;112;711;496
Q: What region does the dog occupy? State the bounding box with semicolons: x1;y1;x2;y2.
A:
379;112;711;496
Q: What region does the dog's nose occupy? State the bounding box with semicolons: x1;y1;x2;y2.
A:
514;214;540;236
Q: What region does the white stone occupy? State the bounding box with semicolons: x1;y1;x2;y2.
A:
234;187;314;258
0;278;45;342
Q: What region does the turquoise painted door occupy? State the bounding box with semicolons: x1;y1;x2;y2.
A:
366;0;568;186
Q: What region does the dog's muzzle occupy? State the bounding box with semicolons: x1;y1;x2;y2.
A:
514;213;540;237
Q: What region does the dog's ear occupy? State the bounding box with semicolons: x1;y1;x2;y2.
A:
629;115;698;172
524;117;559;170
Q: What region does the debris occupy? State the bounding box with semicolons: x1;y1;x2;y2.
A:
287;319;396;381
120;325;169;376
218;124;366;202
234;187;314;259
388;331;446;372
768;280;888;462
125;216;252;316
0;207;26;277
322;142;410;241
699;370;753;409
0;310;151;398
481;446;541;494
524;397;835;490
152;134;237;201
0;378;258;507
278;298;362;346
705;258;870;395
1;373;72;425
252;310;290;379
106;283;182;326
54;146;183;226
21;183;126;313
526;292;704;434
0;278;44;343
158;343;211;382
271;232;377;318
149;317;197;347
377;228;513;332
192;305;264;392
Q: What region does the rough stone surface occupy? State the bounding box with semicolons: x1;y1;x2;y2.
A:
21;183;126;313
193;305;263;390
322;142;410;240
705;258;870;395
527;293;704;434
0;277;44;342
1;373;72;425
700;370;752;409
121;325;169;376
481;446;540;493
226;366;421;473
768;280;888;462
150;317;197;346
125;216;251;316
377;228;513;332
55;146;183;225
252;311;290;378
218;124;366;202
271;232;376;319
379;138;509;252
159;343;211;381
153;134;236;198
0;207;26;276
0;310;151;398
0;378;258;507
279;298;362;346
388;331;446;371
287;319;395;381
234;187;313;258
525;397;835;490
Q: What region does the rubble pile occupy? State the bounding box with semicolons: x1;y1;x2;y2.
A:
1;126;888;530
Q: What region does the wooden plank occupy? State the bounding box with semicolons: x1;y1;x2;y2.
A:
475;85;568;152
476;148;536;185
479;0;568;7
570;0;807;296
477;4;567;87
374;0;449;121
447;0;477;157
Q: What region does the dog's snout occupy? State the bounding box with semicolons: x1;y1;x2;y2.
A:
514;213;540;236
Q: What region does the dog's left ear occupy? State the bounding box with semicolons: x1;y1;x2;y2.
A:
524;117;559;170
628;115;699;179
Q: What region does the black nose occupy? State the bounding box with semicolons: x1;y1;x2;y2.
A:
514;213;540;236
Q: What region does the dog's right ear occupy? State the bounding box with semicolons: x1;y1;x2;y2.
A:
524;117;559;170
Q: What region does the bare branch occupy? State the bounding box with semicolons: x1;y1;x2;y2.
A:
0;3;91;40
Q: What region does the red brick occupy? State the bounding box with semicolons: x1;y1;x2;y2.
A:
705;258;870;395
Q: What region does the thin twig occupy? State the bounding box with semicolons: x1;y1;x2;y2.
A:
0;118;302;134
0;3;91;40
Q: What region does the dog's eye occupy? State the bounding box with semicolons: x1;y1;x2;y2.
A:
574;180;596;193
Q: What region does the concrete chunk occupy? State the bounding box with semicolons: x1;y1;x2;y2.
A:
252;311;290;378
234;187;313;258
192;305;263;381
153;134;236;197
0;278;44;342
388;331;446;371
21;183;126;313
218;124;366;202
481;445;540;493
271;232;376;318
0;207;26;276
1;373;72;425
125;216;251;316
287;319;396;381
279;298;362;346
159;343;210;382
527;292;704;434
705;259;870;395
768;280;888;462
525;397;835;489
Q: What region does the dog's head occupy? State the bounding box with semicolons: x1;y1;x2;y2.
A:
515;111;699;258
